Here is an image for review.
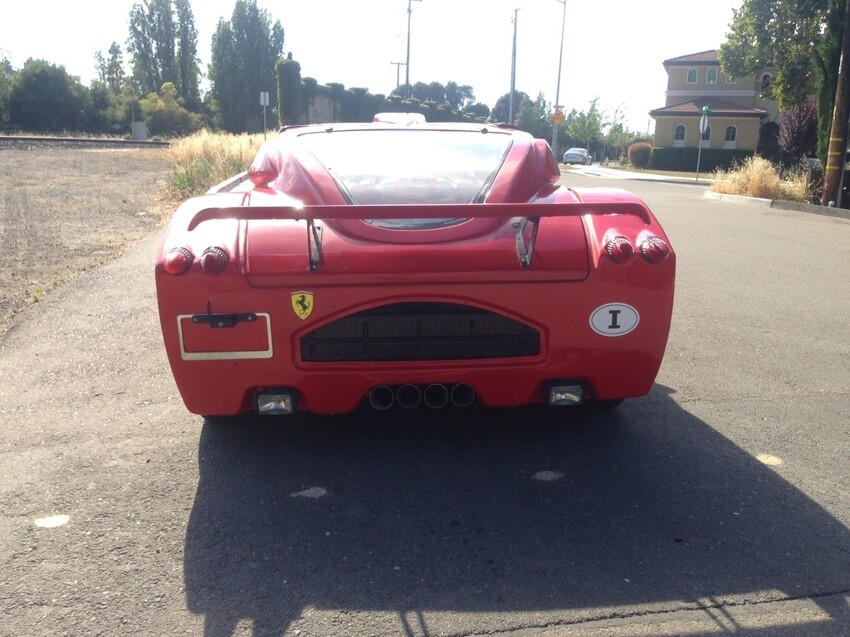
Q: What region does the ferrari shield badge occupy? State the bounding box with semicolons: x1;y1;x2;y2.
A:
291;291;314;320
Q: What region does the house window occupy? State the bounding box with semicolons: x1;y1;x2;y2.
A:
761;73;773;92
726;74;737;84
701;125;711;148
687;68;698;83
724;125;737;149
673;124;686;147
707;68;718;84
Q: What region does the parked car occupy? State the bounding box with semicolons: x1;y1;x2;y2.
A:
155;117;675;417
562;147;592;165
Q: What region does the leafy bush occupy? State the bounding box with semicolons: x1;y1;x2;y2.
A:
710;156;809;201
140;83;203;137
628;142;652;168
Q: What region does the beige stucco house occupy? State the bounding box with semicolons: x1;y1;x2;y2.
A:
650;50;779;152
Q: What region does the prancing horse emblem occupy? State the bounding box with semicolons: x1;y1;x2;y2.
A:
291;291;314;320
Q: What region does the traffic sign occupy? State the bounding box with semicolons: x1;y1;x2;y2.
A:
552;111;565;124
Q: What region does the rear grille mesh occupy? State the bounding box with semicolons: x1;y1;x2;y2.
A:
300;302;540;362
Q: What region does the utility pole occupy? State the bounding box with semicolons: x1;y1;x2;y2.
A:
391;61;406;89
404;0;422;99
551;0;567;154
509;8;519;125
822;0;850;206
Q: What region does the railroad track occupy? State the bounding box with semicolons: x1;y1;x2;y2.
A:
0;135;170;150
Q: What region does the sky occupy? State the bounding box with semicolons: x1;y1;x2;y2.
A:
1;0;742;133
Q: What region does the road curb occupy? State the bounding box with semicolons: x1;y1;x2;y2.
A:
704;191;850;220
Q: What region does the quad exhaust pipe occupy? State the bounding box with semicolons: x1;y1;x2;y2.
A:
367;383;475;410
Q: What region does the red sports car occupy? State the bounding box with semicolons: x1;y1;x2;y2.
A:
155;116;675;416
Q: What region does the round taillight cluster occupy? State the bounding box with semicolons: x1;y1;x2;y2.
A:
640;236;671;263
605;235;670;265
200;246;229;274
164;247;193;275
605;236;635;263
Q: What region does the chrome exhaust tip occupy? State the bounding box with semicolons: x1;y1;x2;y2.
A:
368;385;394;411
450;383;476;408
423;384;449;409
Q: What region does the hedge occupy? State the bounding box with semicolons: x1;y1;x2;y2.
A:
650;147;754;172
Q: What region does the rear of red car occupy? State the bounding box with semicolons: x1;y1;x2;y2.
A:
155;123;674;416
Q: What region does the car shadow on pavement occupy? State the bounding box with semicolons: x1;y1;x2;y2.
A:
184;384;850;636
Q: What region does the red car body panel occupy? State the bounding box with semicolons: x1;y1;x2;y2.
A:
156;122;675;416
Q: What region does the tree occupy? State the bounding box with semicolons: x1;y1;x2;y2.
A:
0;62;13;128
8;59;89;132
96;42;127;94
127;0;199;108
127;0;177;95
515;92;552;140
209;0;284;132
718;0;847;159
277;57;301;126
491;90;529;123
140;81;202;136
778;101;819;160
174;0;201;110
566;98;604;149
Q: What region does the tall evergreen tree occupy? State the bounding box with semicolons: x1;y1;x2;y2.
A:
127;0;199;106
174;0;200;110
210;0;284;132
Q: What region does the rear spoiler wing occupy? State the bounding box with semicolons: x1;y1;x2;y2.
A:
186;202;653;231
186;201;654;271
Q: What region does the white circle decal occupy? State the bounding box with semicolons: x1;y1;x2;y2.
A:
590;303;640;337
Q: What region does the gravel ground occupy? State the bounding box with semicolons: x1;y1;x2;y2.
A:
0;142;172;340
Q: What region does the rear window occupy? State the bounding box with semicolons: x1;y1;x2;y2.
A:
297;129;512;224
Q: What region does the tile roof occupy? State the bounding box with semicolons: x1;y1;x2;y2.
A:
663;50;719;66
649;97;768;119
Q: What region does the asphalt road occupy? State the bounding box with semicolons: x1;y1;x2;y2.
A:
1;171;849;636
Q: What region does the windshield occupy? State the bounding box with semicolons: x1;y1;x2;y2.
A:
297;128;512;228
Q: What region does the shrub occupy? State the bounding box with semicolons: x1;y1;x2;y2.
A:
628;142;652;168
709;156;809;202
165;129;264;200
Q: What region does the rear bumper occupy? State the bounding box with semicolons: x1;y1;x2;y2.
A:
157;262;675;415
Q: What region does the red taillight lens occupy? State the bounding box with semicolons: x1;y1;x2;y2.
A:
605;236;635;263
164;247;193;275
200;246;229;274
640;237;671;263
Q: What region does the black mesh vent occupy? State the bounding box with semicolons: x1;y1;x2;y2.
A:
300;302;540;362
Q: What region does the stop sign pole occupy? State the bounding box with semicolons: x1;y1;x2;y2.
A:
695;104;711;182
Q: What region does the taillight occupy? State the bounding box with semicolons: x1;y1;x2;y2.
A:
164;247;193;275
640;237;671;264
605;236;635;263
200;247;229;274
248;151;278;186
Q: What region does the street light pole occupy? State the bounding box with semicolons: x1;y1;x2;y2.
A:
405;0;422;99
551;0;566;154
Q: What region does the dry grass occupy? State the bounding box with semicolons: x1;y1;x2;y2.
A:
710;156;810;202
0;146;170;338
164;129;265;200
